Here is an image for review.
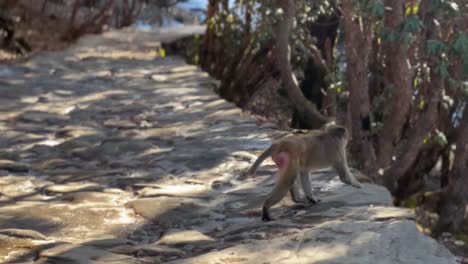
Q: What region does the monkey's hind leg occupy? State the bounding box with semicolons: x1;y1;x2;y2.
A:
262;181;291;221
262;152;297;221
301;172;320;204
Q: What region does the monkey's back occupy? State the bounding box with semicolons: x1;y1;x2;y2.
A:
300;130;344;170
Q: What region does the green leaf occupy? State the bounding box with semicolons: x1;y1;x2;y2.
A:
401;15;421;33
448;78;459;90
451;33;468;56
426;39;446;56
405;2;419;15
401;33;415;46
426;0;442;13
365;0;384;17
434;130;448;146
464;60;468;76
435;61;449;79
381;28;399;43
159;48;166;57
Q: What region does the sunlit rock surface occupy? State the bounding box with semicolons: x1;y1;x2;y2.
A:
0;26;457;263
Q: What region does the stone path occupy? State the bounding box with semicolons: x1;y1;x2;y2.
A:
0;27;458;263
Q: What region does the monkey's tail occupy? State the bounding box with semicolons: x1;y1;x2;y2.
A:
244;145;274;177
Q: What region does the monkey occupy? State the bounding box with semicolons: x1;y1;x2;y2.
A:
242;124;362;221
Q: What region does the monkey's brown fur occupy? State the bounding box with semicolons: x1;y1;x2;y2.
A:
243;125;362;221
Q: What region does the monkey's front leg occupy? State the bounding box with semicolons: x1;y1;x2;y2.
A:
301;172;320;204
334;158;362;188
289;175;304;203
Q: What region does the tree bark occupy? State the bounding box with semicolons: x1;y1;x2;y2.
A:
322;37;337;117
275;0;329;129
68;0;81;32
41;0;48;13
244;2;252;37
119;0;141;28
381;75;442;193
341;0;377;176
292;12;339;129
437;104;468;233
378;0;414;169
200;0;219;72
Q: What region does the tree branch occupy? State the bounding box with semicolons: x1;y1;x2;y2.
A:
275;0;329;129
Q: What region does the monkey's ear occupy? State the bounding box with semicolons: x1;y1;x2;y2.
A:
328;126;347;139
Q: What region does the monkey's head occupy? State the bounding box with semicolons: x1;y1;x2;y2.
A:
324;124;349;143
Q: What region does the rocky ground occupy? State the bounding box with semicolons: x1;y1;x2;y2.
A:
0;26;459;263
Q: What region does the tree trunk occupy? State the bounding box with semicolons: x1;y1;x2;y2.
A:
68;0;81;32
41;0;48;13
292;12;339;129
377;0;414;169
275;0;329;129
341;0;377;176
119;0;141;28
381;76;442;193
212;1;230;78
322;37;337;117
200;0;219;72
437;104;468;233
244;2;252;37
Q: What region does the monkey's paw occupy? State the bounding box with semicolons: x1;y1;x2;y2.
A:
351;181;362;188
261;207;272;221
307;197;321;204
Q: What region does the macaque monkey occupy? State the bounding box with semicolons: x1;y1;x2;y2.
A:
243;124;362;221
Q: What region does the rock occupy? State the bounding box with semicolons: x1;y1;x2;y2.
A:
82;237;134;248
103;119;137;128
59;191;121;203
136;183;210;198
368;206;415;221
55;125;103;139
167;220;457;264
74;140;153;161
0;160;29;172
0;228;47;240
0;175;48;198
42;182;102;194
316;180;393;206
126;197;209;227
0;234;39;263
151;74;169;82
39;243;137;264
135;244;186;257
0;200;139;241
18;111;69;123
158;229;215;246
33;158;72;170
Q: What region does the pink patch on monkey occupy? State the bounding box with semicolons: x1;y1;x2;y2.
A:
272;151;289;172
